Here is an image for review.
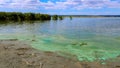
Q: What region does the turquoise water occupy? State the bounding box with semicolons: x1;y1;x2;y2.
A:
0;17;120;61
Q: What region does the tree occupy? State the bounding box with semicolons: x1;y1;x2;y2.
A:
59;16;63;20
0;12;51;21
52;15;58;20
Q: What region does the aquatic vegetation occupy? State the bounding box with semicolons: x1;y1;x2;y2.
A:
59;16;63;20
52;15;58;20
0;12;51;21
69;16;72;20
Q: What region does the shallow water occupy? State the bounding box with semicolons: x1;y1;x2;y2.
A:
0;17;120;61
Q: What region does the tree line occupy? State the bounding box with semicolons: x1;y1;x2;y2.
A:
0;12;51;21
52;15;64;20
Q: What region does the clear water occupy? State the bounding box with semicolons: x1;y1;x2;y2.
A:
0;17;120;61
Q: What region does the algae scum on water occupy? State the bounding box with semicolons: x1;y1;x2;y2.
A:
0;17;120;62
0;34;120;62
31;35;120;61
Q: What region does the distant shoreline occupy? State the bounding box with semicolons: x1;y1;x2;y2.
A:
59;15;120;17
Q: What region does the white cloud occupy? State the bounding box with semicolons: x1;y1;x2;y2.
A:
0;0;120;10
42;0;120;10
105;0;120;8
0;0;41;9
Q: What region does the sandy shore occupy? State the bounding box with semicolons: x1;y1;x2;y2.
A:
0;39;120;68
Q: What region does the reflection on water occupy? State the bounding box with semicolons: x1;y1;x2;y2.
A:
0;17;120;61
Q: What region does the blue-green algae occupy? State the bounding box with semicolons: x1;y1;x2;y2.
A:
0;34;120;62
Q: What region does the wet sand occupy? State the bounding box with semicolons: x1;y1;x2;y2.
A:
0;39;120;68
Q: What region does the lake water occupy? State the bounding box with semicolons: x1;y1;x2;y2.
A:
0;17;120;61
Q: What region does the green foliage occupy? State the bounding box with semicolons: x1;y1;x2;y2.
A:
24;13;35;20
69;16;72;20
52;15;58;20
0;12;7;20
0;12;51;21
59;16;63;20
52;15;64;20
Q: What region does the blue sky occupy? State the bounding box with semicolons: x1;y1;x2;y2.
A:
0;0;120;15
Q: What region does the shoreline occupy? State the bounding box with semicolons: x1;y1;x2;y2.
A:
0;39;120;68
0;39;81;68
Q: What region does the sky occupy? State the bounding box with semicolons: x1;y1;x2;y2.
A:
0;0;120;15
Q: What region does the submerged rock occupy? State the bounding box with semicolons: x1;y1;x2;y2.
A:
80;42;87;46
0;39;18;41
71;42;88;46
71;43;78;45
31;39;36;41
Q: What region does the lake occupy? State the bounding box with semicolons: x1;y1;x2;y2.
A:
0;17;120;61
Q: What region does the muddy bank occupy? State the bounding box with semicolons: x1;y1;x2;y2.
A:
0;39;120;68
